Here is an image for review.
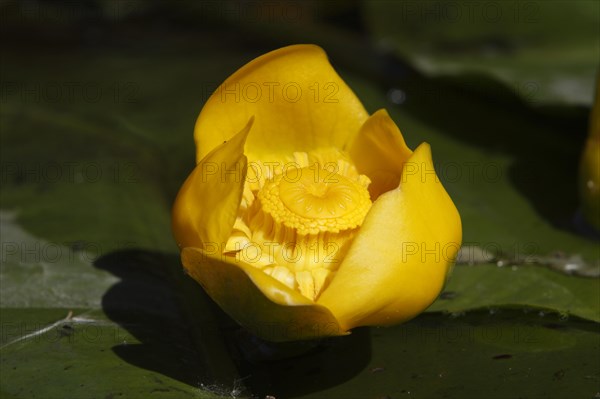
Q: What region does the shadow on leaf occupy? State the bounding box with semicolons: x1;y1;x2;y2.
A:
95;249;371;397
389;69;589;234
94;249;216;389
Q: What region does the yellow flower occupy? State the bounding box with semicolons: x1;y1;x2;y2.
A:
579;76;600;230
172;45;462;342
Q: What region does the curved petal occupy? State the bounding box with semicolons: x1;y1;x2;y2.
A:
182;247;346;342
194;44;369;163
318;143;462;331
172;119;252;249
349;109;413;199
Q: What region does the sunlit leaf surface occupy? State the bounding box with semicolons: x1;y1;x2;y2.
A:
365;0;600;105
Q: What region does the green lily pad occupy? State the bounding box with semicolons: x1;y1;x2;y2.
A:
364;0;600;105
428;264;600;322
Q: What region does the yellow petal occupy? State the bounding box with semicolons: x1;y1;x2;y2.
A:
579;76;600;229
194;44;368;163
172;119;252;249
318;143;462;331
349;109;413;199
182;247;346;342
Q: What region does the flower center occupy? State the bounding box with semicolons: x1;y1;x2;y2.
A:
225;150;372;301
280;169;365;220
261;168;371;235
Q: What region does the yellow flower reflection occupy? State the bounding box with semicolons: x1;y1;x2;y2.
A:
172;45;462;342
